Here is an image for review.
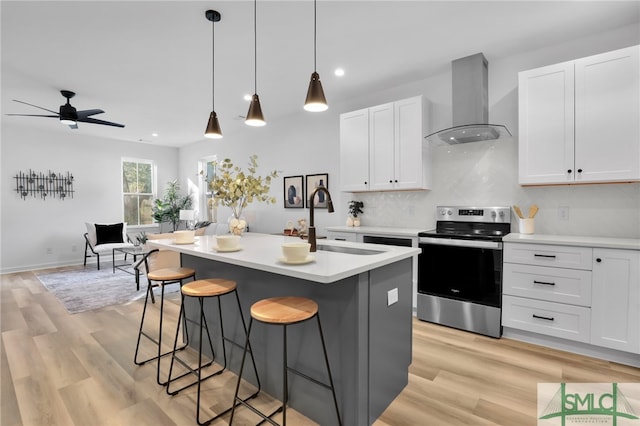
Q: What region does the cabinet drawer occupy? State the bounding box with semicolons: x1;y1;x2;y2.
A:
503;263;592;306
327;231;357;242
504;243;592;270
502;295;591;343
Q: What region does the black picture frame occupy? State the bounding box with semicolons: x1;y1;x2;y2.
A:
283;175;304;208
306;173;329;208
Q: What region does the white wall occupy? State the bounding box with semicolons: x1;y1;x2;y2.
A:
3;23;638;272
179;24;640;239
1;124;179;272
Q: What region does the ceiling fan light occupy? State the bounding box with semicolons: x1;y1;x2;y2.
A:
204;111;223;139
60;118;77;125
304;72;328;112
245;94;266;127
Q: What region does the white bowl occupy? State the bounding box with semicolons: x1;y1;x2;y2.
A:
216;235;241;250
281;242;311;262
174;230;195;244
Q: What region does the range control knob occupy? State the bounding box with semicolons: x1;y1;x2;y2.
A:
447;209;453;215
491;211;497;219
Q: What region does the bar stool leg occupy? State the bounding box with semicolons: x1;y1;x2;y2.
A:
167;288;261;425
316;313;342;426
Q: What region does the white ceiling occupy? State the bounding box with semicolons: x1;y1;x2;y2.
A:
2;0;639;147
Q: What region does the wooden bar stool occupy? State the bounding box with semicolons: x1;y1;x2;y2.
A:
229;296;342;426
166;278;260;425
133;248;196;386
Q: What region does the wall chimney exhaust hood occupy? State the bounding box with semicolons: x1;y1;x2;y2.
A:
425;53;511;145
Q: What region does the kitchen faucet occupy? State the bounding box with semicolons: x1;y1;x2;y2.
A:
308;186;334;252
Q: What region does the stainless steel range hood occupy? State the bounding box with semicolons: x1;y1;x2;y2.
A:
425;53;511;145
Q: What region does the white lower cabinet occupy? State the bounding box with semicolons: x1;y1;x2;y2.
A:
503;243;640;355
502;295;591;343
590;248;640;354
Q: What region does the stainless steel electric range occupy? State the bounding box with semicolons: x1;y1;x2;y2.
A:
417;206;511;338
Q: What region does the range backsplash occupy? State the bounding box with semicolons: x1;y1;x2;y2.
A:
349;138;640;238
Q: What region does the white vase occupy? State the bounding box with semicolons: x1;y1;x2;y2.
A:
353;218;361;227
346;216;354;227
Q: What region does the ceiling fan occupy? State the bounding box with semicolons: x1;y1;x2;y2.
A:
7;90;125;128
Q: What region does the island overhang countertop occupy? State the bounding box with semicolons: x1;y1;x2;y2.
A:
146;232;421;284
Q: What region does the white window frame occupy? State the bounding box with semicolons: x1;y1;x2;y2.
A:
121;157;157;227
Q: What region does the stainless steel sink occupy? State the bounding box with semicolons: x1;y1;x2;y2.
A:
316;244;383;255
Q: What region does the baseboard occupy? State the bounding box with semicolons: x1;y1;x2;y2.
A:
503;327;640;368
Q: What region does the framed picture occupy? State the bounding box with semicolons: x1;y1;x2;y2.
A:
283;175;304;208
306;173;329;208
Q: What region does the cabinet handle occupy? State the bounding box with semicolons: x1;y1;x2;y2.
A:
364;181;368;185
335;238;346;241
596;258;602;263
394;179;398;183
577;169;583;173
389;180;393;183
534;254;556;259
533;280;555;286
567;169;572;174
532;314;554;321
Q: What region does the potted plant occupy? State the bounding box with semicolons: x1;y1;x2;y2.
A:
347;200;364;227
152;180;193;232
209;155;279;235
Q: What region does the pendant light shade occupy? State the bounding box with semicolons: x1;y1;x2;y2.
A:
304;0;327;112
204;10;223;139
246;0;266;127
205;111;223;139
304;72;328;112
246;94;266;126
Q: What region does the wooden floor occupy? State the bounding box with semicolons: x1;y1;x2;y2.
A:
2;267;639;426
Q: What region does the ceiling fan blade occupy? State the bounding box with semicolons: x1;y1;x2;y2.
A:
77;117;125;128
12;99;58;114
6;113;59;118
77;109;104;118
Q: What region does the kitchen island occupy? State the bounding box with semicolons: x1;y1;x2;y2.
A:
147;233;420;425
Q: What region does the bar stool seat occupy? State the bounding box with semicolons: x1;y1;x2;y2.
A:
148;267;196;282
167;278;260;426
230;296;342;426
133;248;196;386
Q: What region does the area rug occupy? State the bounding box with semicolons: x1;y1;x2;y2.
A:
35;263;171;314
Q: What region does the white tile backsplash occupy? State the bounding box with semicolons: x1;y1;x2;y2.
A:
353;138;640;238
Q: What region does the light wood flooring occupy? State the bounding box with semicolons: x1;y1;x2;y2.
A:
2;267;639;425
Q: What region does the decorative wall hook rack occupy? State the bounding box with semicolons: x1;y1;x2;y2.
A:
14;170;75;200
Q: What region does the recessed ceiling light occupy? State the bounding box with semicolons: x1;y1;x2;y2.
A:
334;68;345;77
243;94;252;101
152;133;159;137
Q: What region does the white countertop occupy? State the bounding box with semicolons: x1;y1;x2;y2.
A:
147;233;421;284
325;226;427;237
504;233;640;250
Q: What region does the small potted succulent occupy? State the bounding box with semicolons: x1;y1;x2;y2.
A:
347;200;364;227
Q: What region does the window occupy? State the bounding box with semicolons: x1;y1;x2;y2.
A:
122;159;155;226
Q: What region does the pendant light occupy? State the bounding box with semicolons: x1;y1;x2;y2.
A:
205;10;223;139
245;0;266;126
304;0;328;112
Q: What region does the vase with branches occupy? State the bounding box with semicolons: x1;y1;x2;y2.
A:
209;155;278;234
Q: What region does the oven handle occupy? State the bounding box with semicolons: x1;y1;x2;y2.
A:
419;237;503;250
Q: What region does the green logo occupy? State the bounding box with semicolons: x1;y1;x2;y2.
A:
539;383;639;425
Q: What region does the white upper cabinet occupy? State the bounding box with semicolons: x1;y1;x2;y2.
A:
340;96;430;192
518;45;640;185
339;108;370;192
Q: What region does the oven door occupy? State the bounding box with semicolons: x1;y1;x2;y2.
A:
418;237;503;308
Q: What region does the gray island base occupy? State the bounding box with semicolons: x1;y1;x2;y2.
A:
148;234;417;425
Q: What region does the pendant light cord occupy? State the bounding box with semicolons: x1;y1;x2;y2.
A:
254;0;257;93
313;0;317;72
211;16;216;111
